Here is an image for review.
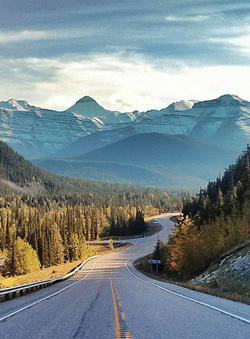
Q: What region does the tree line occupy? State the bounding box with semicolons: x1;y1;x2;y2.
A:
0;197;148;275
153;146;250;279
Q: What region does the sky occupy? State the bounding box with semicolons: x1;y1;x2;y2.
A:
0;0;250;112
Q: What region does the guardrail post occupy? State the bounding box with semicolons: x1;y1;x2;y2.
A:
5;294;9;301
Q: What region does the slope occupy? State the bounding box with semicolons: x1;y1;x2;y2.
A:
35;133;235;188
0;140;157;197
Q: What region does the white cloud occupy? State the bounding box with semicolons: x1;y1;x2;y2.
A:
210;26;250;56
0;54;250;112
0;30;50;43
0;29;91;44
229;28;250;55
165;15;210;23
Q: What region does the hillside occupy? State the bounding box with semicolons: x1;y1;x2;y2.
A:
163;144;250;279
35;133;235;188
0;140;168;200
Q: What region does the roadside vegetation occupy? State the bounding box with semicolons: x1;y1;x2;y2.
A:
136;146;250;304
0;244;115;288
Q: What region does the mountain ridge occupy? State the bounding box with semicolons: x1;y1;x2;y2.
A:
34;132;235;188
1;93;250;169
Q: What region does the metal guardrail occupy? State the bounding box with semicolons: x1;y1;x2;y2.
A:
87;240;127;246
0;255;98;301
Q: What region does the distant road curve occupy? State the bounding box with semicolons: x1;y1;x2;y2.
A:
0;213;250;339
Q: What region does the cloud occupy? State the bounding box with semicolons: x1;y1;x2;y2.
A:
0;29;92;44
0;54;250;112
229;27;250;55
0;30;50;43
165;15;210;23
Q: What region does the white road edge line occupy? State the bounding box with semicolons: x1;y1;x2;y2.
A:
125;254;250;326
0;259;97;322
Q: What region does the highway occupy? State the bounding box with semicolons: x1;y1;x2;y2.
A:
0;213;250;339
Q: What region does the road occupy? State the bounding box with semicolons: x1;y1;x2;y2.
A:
0;213;250;339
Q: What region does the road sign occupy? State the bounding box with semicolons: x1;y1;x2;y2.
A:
148;259;161;264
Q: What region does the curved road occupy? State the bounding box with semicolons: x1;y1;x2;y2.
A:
0;213;250;339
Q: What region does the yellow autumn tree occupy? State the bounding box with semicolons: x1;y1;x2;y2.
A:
3;237;40;276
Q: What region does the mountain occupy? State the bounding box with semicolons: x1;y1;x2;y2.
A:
0;96;137;159
0;99;102;159
56;94;250;158
128;94;250;151
2;93;250;188
54;99;199;157
0;140;157;197
34;133;235;188
66;96;110;117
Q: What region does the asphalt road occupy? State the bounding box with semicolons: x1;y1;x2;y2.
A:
0;213;250;339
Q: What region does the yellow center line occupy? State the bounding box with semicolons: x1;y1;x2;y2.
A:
120;311;126;320
125;331;132;339
110;277;121;339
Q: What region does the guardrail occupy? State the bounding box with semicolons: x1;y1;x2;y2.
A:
0;255;98;302
87;240;127;247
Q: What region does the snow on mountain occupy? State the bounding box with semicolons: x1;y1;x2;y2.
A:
0;103;103;158
0;99;35;111
167;99;198;112
133;94;250;150
67;95;139;128
56;94;250;158
0;96;137;158
1;94;250;160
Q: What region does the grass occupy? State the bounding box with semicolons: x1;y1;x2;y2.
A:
0;245;112;289
134;255;250;305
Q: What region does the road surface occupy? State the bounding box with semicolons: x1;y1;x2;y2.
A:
0;213;250;339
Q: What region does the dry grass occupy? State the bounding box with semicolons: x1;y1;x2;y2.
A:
0;245;112;289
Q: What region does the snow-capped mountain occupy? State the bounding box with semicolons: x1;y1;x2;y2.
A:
134;95;250;142
0;96;137;158
67;95;140;128
1;94;250;160
56;94;250;158
0;102;101;158
67;96;110;117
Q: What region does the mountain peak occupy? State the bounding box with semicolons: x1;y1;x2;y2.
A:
217;94;244;103
75;96;97;104
193;94;248;110
0;99;32;111
67;95;109;117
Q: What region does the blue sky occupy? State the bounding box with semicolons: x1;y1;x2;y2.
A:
0;0;250;111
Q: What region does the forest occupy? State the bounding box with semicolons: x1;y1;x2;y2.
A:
155;146;250;279
0;141;183;276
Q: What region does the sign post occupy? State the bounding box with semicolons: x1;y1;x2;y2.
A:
148;259;161;274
